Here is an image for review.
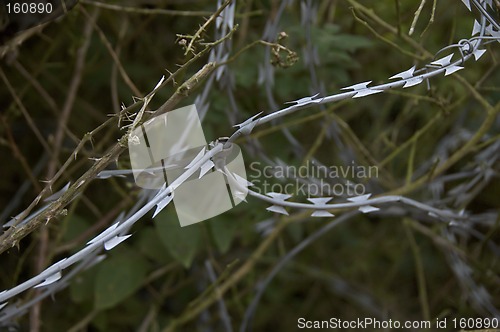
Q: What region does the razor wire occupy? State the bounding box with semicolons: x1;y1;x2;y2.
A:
1;0;499;325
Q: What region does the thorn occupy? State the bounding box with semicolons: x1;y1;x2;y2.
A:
43;182;71;202
0;302;7;311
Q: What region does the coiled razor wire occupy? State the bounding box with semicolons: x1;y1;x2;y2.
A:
1;0;499;325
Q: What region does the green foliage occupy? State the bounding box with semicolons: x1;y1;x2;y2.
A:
155;211;202;268
94;247;149;310
70;267;96;304
208;214;238;253
136;226;171;264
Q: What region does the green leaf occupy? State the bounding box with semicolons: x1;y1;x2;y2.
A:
136;227;171;264
70;267;97;303
155;211;201;268
208;215;238;253
94;251;149;310
62;214;90;243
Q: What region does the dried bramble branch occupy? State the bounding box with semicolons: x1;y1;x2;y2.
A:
0;62;217;254
0;0;237;254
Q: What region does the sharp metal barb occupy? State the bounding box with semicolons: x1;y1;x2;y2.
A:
444;65;464;76
431;54;454;66
403;77;424;88
266;192;293;201
347;194;372;202
153;75;165;91
389;66;416;80
234;112;263;128
472;20;482;36
266;205;289;215
43;182;71;202
87;222;119;245
185;147;206;169
461;0;472;11
34;272;62;288
307;197;334;205
233;173;254;187
153;193;174;218
199;160;215;179
352;88;383;98
311;210;334;217
473;49;486;60
341;81;372;91
104;235;132;250
359;206;380;214
284;93;322;105
234;191;248;202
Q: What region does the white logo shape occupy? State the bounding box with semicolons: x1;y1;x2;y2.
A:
128;104;247;226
